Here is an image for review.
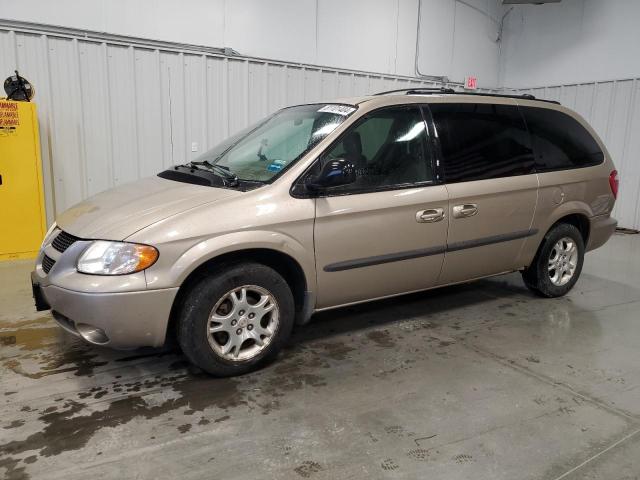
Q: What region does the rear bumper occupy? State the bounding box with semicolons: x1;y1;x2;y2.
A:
587;214;617;252
32;271;178;348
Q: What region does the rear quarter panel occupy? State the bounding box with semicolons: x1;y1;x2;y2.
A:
516;100;616;266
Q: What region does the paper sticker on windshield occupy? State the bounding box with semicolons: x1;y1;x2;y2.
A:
318;105;356;116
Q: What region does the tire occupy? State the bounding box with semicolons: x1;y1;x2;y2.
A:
522;223;585;298
177;262;295;377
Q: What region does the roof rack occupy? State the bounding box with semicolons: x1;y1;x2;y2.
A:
373;87;560;105
374;87;456;96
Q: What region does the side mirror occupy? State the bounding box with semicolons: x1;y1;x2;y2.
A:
306;158;356;191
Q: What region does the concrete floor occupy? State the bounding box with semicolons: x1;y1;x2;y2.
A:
1;234;640;480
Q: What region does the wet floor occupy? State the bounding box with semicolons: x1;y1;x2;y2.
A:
1;234;640;479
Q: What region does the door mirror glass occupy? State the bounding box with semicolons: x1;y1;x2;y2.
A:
306;158;356;191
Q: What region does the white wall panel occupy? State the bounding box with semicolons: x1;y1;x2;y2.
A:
303;69;322;104
0;0;507;81
107;45;139;187
78;41;111;197
47;37;86;209
513;79;640;230
2;22;485;224
136;49;165;179
501;1;640;89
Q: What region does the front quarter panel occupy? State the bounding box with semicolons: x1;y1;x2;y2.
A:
126;187;317;292
152;230;316;290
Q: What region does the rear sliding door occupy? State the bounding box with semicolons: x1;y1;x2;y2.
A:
426;101;539;284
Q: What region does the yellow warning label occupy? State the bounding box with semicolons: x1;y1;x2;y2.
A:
0;101;20;127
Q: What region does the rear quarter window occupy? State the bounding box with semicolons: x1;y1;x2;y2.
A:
520;106;604;172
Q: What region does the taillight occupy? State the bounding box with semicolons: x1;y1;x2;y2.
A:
609;170;619;199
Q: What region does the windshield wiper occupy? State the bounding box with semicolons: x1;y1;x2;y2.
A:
187;161;240;187
208;164;240;187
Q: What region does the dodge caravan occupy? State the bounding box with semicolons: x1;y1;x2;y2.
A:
32;89;618;376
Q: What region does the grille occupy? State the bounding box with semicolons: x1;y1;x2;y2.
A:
42;255;56;274
52;231;81;253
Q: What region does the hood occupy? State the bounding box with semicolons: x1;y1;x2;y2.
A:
56;176;241;240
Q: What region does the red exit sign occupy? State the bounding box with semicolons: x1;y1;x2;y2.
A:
465;76;478;90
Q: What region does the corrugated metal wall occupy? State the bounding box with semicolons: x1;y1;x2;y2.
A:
512;80;640;230
1;22;499;225
6;22;636;231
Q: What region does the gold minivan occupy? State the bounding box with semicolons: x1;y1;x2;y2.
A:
32;89;618;376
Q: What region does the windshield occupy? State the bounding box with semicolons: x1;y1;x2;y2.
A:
194;104;356;182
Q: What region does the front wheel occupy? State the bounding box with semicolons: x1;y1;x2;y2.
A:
177;262;295;376
522;223;585;298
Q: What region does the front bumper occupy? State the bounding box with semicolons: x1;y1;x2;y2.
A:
32;271;178;348
31;235;179;348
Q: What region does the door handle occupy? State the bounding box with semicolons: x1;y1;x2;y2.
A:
452;203;478;218
416;208;445;223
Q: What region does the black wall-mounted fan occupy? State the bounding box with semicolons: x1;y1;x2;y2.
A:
4;70;34;101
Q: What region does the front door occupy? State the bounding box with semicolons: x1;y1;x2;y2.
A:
311;106;449;308
427;101;538;284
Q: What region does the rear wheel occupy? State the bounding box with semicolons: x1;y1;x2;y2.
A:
522;223;585;298
177;262;295;376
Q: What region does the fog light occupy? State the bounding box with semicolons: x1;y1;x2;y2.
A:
75;323;109;345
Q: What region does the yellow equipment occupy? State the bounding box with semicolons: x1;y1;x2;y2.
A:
0;100;46;260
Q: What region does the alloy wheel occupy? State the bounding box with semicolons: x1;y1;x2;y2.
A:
206;285;280;361
548;237;578;287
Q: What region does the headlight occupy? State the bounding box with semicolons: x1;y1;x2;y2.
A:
77;241;159;275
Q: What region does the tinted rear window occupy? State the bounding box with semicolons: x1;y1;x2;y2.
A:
520;107;604;172
429;103;534;183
